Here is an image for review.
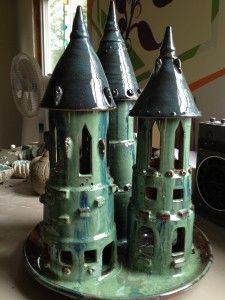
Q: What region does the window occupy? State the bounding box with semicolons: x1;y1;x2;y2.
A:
102;242;115;275
175;122;184;169
41;244;51;266
84;250;97;263
145;187;157;201
172;228;185;255
173;189;184;200
80;125;92;175
41;0;88;74
138;227;154;257
149;121;160;170
60;250;73;266
54;126;58;163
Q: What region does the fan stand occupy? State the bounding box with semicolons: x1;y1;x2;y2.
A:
21;116;39;145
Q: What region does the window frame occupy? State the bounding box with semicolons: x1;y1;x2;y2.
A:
40;0;88;75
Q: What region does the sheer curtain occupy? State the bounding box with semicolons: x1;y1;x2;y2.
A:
41;0;87;75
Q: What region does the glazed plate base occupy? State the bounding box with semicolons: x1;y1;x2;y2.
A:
24;226;212;300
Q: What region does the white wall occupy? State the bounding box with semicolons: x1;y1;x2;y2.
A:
0;0;36;148
17;0;35;56
193;76;225;148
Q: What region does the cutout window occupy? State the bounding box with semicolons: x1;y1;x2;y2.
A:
145;187;157;200
54;126;58;163
84;250;97;263
41;244;50;267
106;127;109;165
149;121;160;170
102;242;114;275
173;189;184;200
60;251;73;266
139;227;154;256
172;228;185;255
80;125;92;175
175;122;184;169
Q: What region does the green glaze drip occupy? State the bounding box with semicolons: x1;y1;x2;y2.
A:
24;23;212;300
97;1;139;242
128;118;195;275
109;101;136;241
41;110;117;282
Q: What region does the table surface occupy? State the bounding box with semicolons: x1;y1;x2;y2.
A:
0;179;224;300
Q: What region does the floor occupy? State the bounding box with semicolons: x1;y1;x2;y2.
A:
0;179;224;300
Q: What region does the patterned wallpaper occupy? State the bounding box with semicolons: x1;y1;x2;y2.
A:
88;0;222;90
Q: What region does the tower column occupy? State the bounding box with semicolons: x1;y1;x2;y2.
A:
127;26;201;275
26;5;118;285
97;1;140;241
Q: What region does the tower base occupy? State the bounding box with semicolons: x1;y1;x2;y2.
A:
24;225;212;300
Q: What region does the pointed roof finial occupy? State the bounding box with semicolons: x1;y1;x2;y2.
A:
160;26;176;58
97;0;139;101
41;5;116;111
129;26;201;118
105;1;119;31
70;5;89;39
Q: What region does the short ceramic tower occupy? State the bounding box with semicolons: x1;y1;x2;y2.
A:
98;1;139;241
25;7;118;284
128;26;202;274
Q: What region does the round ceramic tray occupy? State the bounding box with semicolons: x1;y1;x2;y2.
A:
24;226;212;300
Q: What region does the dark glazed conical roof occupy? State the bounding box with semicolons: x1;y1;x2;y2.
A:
97;1;140;102
130;26;201;118
41;6;116;111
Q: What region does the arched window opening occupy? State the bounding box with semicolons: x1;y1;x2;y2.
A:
60;251;73;266
172;227;185;255
54;126;58;163
41;244;50;267
80;125;92;175
175;122;184;169
102;242;115;275
138;227;154;257
106;127;109;166
149;121;160;170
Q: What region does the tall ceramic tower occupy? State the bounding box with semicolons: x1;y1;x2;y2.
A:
127;26;201;274
24;21;212;299
98;1;139;241
25;6;117;284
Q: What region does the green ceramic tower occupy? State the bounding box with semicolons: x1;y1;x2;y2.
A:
98;1;139;241
26;6;118;283
128;26;202;274
24;20;212;299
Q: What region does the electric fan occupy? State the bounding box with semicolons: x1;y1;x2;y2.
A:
11;53;49;145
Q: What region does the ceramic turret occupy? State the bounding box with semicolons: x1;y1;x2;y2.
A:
128;26;201;274
130;26;200;118
42;6;115;111
26;6;117;285
98;1;140;241
24;20;212;300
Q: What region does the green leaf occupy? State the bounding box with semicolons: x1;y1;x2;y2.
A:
127;46;145;71
211;0;220;22
101;9;107;29
136;71;151;83
178;45;200;62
